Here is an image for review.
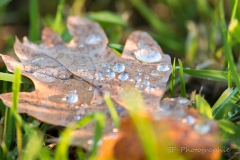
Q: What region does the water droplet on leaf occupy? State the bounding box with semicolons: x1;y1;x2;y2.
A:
157;64;170;71
137;40;149;48
78;69;83;72
134;76;141;83
60;74;66;79
107;72;116;79
32;72;56;83
95;72;104;81
118;73;129;81
136;84;143;89
65;90;78;104
79;44;84;48
182;115;195;125
85;34;102;45
101;64;107;68
145;86;154;92
88;75;94;80
113;63;125;73
151;70;159;77
105;68;110;73
179;98;188;104
134;48;162;63
75;116;81;121
143;80;150;86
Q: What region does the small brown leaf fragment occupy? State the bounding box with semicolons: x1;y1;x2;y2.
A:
97;98;221;160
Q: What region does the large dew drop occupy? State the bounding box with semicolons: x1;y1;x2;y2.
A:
113;63;125;73
65;90;78;104
134;48;162;63
118;73;129;81
85;34;102;45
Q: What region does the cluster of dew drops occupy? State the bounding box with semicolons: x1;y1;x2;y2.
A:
60;34;211;136
160;98;212;135
61;34;173;120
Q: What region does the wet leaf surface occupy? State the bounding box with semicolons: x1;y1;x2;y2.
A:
0;16;171;127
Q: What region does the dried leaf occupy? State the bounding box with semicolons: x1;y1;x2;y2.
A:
0;16;221;158
0;16;171;127
97;98;221;160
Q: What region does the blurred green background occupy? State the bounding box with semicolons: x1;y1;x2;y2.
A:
0;0;239;104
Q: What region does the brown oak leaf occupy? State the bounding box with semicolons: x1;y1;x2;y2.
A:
0;16;171;127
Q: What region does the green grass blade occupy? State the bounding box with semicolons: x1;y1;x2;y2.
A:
53;0;65;34
229;19;240;43
104;93;120;127
22;131;42;160
54;112;105;160
11;67;22;159
185;22;198;64
0;72;32;84
227;0;238;88
178;59;186;97
122;90;162;160
130;0;177;40
2;78;7;140
29;0;39;42
12;68;21;112
130;113;160;160
108;43;124;53
183;69;240;82
90;113;105;159
212;88;238;119
223;104;240;120
195;95;212;119
218;120;240;146
219;0;240;92
150;33;184;53
85;11;127;26
230;0;238;21
170;58;176;97
0;0;11;9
